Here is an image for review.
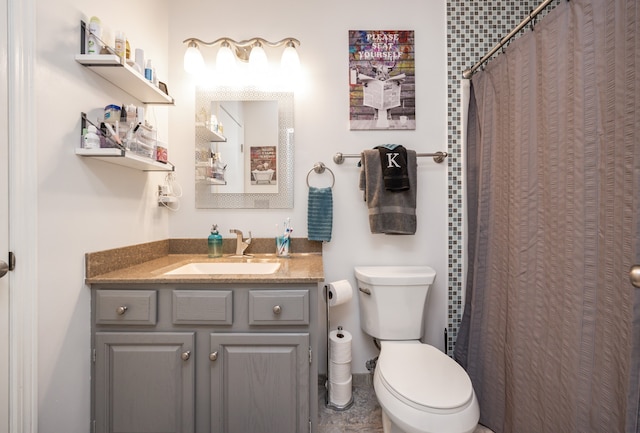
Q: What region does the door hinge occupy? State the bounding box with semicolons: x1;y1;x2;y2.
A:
308;346;312;365
309;419;312;433
8;252;15;270
91;419;96;433
92;348;96;363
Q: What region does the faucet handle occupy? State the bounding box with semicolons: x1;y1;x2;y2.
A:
246;231;252;244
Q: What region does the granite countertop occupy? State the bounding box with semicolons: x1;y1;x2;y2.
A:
85;238;324;285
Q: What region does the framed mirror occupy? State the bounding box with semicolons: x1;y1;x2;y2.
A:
194;88;294;208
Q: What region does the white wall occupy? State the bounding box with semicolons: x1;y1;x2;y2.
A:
35;1;170;432
167;0;448;374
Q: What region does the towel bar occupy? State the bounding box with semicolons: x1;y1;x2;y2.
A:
306;161;335;188
333;151;448;165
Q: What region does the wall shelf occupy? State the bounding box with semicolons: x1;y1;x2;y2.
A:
75;147;174;172
77;113;174;172
75;54;174;105
196;122;227;142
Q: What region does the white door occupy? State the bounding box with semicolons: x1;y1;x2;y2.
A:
0;0;9;429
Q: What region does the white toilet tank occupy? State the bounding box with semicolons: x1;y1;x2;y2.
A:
354;266;436;340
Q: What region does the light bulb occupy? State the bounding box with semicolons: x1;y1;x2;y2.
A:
183;42;205;74
215;42;236;80
280;43;300;76
248;44;269;77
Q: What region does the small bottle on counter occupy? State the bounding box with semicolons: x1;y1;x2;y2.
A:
208;225;223;258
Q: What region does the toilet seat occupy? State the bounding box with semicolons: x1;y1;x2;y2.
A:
377;341;475;413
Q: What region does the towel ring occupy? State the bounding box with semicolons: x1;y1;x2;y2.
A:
306;162;335;188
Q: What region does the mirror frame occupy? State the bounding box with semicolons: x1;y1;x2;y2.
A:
194;87;294;209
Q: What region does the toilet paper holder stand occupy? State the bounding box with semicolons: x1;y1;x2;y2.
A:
324;284;355;411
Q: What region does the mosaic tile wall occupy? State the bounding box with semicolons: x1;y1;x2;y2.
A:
446;0;561;355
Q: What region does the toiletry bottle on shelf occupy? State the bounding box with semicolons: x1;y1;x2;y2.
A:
114;31;125;58
83;125;101;149
145;59;153;82
210;114;219;132
135;48;145;74
208;225;223;258
87;16;102;54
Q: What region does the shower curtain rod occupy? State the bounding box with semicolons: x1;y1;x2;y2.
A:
462;0;558;79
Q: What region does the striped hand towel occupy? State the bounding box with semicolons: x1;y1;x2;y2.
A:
307;186;333;242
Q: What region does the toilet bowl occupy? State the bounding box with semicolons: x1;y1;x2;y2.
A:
373;341;479;433
354;266;480;433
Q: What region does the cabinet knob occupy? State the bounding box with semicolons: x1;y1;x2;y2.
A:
116;306;128;315
273;305;282;315
181;351;191;361
209;351;218;361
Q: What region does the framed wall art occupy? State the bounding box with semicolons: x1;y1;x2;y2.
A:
348;30;415;130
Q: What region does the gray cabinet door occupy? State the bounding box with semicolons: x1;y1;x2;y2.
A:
210;333;310;433
94;332;195;433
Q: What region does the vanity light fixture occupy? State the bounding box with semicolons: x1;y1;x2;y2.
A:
183;36;301;78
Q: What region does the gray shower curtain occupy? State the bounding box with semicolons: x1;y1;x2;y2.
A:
454;1;640;432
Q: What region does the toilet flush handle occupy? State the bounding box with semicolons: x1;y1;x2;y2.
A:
358;287;371;295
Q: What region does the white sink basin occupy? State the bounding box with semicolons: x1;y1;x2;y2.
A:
164;262;281;275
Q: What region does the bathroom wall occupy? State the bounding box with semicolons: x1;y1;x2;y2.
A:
167;0;448;374
35;1;170;432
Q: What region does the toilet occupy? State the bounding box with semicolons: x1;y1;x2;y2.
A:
354;266;480;433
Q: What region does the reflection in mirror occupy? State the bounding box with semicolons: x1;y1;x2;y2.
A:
194;88;294;208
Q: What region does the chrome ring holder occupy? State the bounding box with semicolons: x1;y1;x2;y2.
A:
307;162;335;188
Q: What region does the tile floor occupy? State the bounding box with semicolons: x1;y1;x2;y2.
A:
318;374;384;433
317;375;494;433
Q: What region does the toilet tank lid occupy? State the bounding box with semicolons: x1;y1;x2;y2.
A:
354;266;436;285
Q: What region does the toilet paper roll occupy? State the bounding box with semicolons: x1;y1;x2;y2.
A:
329;360;352;383
327;280;353;307
329;376;353;407
329;329;352;364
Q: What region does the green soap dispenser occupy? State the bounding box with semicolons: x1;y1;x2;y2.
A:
208;224;223;258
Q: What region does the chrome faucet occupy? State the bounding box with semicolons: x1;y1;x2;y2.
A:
230;229;252;256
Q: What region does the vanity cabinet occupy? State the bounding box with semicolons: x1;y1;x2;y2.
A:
90;284;319;433
94;332;195;433
210;333;309;432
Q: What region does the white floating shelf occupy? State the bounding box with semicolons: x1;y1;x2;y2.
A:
76;147;174;172
75;54;174;105
196;122;227;142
